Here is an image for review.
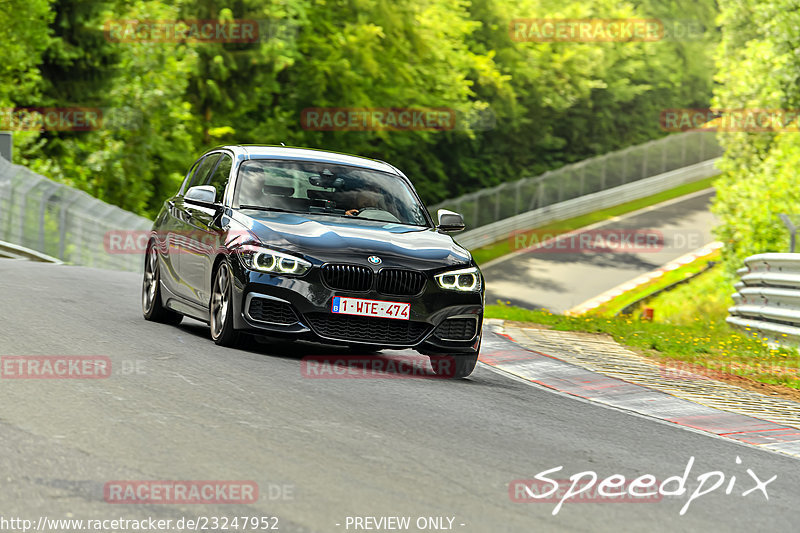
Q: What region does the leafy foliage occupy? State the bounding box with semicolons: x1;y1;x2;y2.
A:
4;0;718;218
0;0;53;107
712;0;800;270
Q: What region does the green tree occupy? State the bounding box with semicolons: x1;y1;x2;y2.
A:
9;0;721;217
16;0;199;215
711;0;800;270
0;0;52;108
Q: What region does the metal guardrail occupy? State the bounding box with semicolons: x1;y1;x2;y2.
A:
0;155;151;271
454;158;721;250
433;131;723;231
728;253;800;344
0;239;63;263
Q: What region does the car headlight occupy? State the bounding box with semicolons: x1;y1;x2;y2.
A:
238;247;311;276
434;266;481;292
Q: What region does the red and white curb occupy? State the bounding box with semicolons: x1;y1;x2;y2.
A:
567;241;723;315
479;322;800;459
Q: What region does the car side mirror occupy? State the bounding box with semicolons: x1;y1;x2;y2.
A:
437;209;466;233
185;185;217;206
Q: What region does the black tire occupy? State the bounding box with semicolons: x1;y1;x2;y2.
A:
210;260;241;347
428;353;479;379
142;244;183;325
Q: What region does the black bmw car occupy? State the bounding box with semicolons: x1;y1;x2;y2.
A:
142;145;484;377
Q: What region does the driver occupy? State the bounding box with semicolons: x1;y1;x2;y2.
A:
344;190;383;216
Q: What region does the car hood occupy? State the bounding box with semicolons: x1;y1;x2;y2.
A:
229;211;473;270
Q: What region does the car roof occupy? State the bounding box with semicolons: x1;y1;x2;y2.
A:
218;145;399;175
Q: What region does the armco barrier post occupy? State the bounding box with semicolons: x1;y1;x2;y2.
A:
0;131;11;161
779;214;798;253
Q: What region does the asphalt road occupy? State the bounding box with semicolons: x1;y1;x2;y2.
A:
1;258;799;532
483;189;717;312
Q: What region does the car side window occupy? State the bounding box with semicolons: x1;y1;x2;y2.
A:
184;153;221;196
179;157;204;195
204;154;233;202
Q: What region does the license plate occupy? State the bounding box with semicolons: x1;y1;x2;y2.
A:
331;296;410;320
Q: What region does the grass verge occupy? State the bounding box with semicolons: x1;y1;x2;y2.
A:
484;303;800;392
470;176;716;266
645;265;735;325
588;249;721;317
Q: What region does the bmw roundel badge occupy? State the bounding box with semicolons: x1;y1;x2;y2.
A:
368;256;382;265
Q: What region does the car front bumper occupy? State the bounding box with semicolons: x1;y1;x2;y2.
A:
229;262;483;353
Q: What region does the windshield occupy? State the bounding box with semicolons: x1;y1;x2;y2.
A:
233;160;430;227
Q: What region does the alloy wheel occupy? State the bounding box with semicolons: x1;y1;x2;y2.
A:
142;247;159;314
211;263;230;339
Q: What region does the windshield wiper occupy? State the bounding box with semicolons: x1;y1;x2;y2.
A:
307;211;348;217
238;205;419;225
238;205;304;214
355;215;429;226
240;205;349;217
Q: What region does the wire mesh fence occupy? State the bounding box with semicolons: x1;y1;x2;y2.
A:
0;156;151;271
430;131;722;228
0;131;722;271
